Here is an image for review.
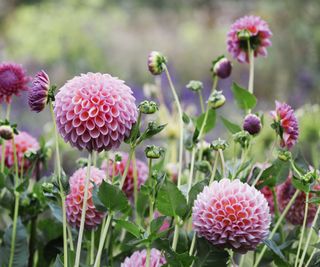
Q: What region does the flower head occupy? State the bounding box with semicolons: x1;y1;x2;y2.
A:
54;73;138;152
0;131;39;171
0;62;30;103
270;101;299;149
65;167;106;229
227;15;272;63
192;178;271;252
148;51;167;75
101;153;148;199
243;114;262;135
277;176;320;226
121;248;166;267
28;70;50;112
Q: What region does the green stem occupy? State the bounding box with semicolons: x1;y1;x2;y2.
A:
93;213;113;267
146;158;154;267
253;190;300;267
197;90;205;113
49;101;68;266
74;153;92;267
1;102;11;172
132;151;139;224
119;147;135;189
90;230;95;265
218;149;225;178
28;217;37;267
171;222;179;251
209;151;219;184
306;248;316;267
67;225;74;251
295;193;309;267
247;41;254;114
189;232;196;256
187;148;196;196
164;66;183;189
298;205;320;267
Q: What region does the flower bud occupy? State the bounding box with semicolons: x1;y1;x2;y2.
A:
0;125;14;140
145;145;165;159
138;100;159;114
243;114;262;135
42;182;54;193
212;57;232;79
208;90;226;109
278;150;291;161
148;51;167;75
237;29;251;41
195;160;211;174
211;139;229;151
302;171;317;185
233;131;251;149
186;80;203;92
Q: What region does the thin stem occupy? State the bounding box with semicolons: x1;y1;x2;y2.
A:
1;103;11;172
253;190;300;267
119;147;135;189
171;222;179;251
247;41;254;114
298;205;320;267
295;193;309;267
74;153;92;267
146;158;154;267
49;102;68;266
67;225;74;251
306;248;316;267
164;66;183;189
187;148;196;196
189;232;196;256
209;151;219;184
146;247;151;267
90;230;95;265
6;102;11;119
218;149;225;178
132;151;139;224
197;90;205;113
93;213;113;267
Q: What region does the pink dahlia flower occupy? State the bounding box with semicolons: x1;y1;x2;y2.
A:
121;248;166;267
0;62;30;103
101;153;148;199
192;178;271;252
65;167;106;229
54;73;138;152
0;131;39;172
277;176;320;226
227;15;272;63
270;101;299;149
28;70;50;113
154;211;170;232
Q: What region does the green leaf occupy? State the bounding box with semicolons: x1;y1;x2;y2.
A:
48;202;63;223
231;82;257;110
187;180;208;218
155;181;187;218
0;219;29;267
292;176;311;193
264;239;287;263
150;216;167;233
308;251;320;267
182;112;190;124
220;116;242;134
196;109;216;135
92;184;108;212
98;181;131;213
258;160;290;188
114;219;142;238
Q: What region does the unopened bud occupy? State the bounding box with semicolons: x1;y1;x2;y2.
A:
186;80;203;92
212;57;232;79
211;139;229;151
145;145;165;159
148;51;167;75
278;150;291;161
208;90;226;109
243;114;261;135
138;100;159;114
233;131;251;148
0;125;14;140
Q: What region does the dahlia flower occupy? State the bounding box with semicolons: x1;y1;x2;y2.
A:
101;153;148;198
192;178;271;252
277;176;320;226
243;114;261;135
65;166;106;229
28;70;50;112
0;62;30;103
0;131;39;171
227;15;272;63
54;73;137;152
270;101;299;149
121;248;166;267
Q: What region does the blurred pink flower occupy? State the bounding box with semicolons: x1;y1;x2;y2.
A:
0;62;30;103
153;211;170;232
192;178;271;252
54;73;137;152
227;15;272;63
121;248;166;267
101;153;148;199
260;186;274;214
270;101;299;149
0;131;39;172
65;167;106;230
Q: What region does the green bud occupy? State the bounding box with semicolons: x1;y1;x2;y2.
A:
138;100;159;114
148;51;167;75
186;80;203;92
208;90;226;109
195;160;211;174
211;139;229;151
145;145;165;159
302;171;317;185
237;29;251;41
0;125;14;140
42;182;54;193
115;154;122;162
233;131;251;149
278;150;292;161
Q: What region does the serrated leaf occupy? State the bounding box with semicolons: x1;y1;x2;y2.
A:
196;109;216;135
220;116;242;134
231;82;257;110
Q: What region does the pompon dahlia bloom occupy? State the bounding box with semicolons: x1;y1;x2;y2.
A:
0;62;30;103
121;248;166;267
54;73;138;152
0;131;39;171
192;178;271;252
277;176;320;226
227;15;272;63
65;167;106;229
101;153;148;198
270;101;299;149
28;70;50;113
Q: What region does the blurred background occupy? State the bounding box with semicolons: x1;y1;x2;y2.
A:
0;0;319;170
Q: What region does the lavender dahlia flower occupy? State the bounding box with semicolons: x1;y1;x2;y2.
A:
28;70;50;113
227;15;272;63
192;178;271;252
54;73;138;152
65;167;106;229
0;62;29;103
121;248;166;267
270;101;299;149
243;114;261;135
